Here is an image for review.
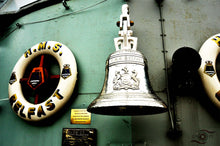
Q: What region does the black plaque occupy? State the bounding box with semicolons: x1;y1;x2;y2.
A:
62;128;97;146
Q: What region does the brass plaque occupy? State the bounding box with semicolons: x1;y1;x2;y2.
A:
71;109;91;124
62;128;97;146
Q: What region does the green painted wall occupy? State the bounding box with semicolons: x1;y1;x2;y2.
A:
0;0;133;145
1;0;220;146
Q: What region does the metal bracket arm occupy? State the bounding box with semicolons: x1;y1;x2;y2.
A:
114;4;137;50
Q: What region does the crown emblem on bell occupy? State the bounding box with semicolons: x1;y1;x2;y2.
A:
87;4;167;115
113;67;140;90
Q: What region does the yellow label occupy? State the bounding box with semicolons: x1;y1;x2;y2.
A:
70;109;91;124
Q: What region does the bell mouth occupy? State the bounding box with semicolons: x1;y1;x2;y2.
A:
87;105;167;116
87;92;167;116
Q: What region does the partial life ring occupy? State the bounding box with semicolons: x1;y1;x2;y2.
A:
198;33;220;109
8;41;77;121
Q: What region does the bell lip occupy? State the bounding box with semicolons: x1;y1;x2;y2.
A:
87;92;168;115
87;105;167;116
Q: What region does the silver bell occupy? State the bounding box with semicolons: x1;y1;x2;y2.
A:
87;4;167;115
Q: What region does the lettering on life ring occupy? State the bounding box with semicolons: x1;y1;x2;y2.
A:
8;41;77;121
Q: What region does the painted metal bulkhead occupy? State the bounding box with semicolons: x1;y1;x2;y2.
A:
0;0;220;145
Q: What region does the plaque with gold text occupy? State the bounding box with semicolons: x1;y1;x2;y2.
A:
70;109;91;124
62;128;97;146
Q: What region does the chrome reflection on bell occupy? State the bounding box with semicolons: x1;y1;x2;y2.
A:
87;4;167;115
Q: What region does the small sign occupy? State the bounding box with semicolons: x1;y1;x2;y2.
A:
71;109;91;124
62;128;97;146
61;64;72;79
9;72;17;85
204;61;215;77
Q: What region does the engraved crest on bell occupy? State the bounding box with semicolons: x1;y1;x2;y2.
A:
113;67;139;90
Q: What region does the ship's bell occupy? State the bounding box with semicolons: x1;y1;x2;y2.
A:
87;4;167;115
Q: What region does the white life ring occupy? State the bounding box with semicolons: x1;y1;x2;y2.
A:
8;41;77;121
198;33;220;109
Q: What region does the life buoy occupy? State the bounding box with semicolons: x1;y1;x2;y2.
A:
8;41;77;121
198;33;220;109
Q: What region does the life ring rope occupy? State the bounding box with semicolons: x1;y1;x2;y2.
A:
8;41;77;121
199;34;220;108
